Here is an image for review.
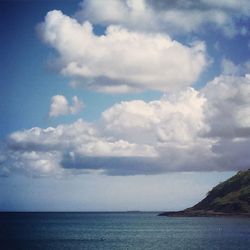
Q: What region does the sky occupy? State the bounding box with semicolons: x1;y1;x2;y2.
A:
1;0;250;211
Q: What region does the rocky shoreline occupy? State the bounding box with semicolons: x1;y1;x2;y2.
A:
158;210;250;217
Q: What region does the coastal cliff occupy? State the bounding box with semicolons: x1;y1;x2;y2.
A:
159;169;250;217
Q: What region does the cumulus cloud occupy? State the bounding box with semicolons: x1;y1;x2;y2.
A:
221;59;250;76
3;119;157;176
2;59;250;176
49;95;83;117
77;0;250;36
101;88;207;144
39;10;207;93
202;73;250;138
0;85;235;176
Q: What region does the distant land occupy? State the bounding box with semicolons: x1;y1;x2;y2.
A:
159;169;250;217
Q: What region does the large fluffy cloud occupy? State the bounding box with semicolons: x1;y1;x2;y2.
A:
203;74;250;138
0;77;247;176
2;57;250;176
201;73;250;171
4;120;157;176
77;0;250;36
39;10;207;93
101;88;207;144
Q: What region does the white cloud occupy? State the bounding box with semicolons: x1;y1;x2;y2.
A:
0;88;215;176
101;88;208;144
13;151;62;177
202;74;250;138
2;62;250;176
8;120;98;152
221;59;239;75
4;119;157;176
221;59;250;76
77;0;250;36
77;0;156;31
49;95;83;117
39;10;207;93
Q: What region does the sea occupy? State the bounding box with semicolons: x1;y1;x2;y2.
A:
1;212;250;250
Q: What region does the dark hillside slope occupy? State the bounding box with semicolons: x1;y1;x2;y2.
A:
159;169;250;217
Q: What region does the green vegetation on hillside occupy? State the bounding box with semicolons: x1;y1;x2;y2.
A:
159;169;250;216
191;169;250;213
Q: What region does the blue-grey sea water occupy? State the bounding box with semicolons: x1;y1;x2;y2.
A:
0;212;250;250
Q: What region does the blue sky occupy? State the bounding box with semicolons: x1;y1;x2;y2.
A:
1;0;163;137
1;0;250;211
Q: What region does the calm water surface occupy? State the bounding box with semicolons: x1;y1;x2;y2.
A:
1;212;250;250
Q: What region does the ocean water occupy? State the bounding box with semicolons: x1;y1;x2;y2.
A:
0;212;250;250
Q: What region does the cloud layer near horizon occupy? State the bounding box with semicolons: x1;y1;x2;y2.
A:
2;70;250;176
